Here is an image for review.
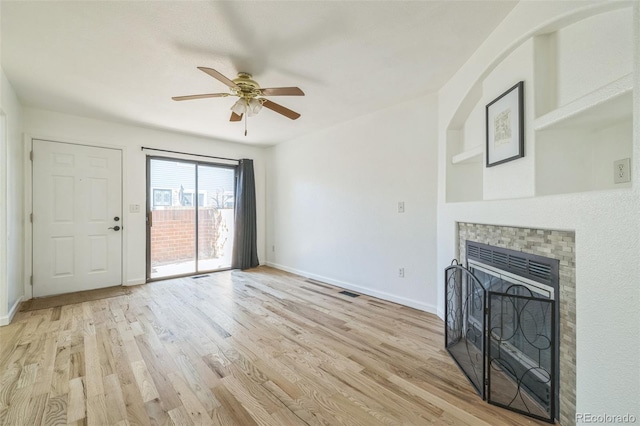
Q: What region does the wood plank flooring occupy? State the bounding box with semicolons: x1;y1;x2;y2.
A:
0;266;546;425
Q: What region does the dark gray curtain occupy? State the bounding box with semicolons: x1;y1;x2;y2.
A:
232;159;259;270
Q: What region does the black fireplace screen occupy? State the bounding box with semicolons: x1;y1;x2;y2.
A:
445;262;556;423
487;291;555;422
444;263;486;398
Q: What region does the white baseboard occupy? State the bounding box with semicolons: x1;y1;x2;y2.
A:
436;308;445;320
266;262;437;314
125;278;146;286
0;296;24;326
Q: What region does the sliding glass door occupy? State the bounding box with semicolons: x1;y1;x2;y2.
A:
148;159;196;278
147;157;236;280
197;164;236;273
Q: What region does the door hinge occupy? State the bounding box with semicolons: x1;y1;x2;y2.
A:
30;276;33;286
29;151;33;161
30;213;33;223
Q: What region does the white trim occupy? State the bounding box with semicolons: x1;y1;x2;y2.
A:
24;133;129;300
266;262;437;314
125;278;145;286
0;111;7;319
23;134;32;300
0;296;23;326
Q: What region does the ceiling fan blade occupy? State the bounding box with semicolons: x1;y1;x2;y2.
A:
260;87;305;96
172;93;230;101
197;67;240;89
262;99;301;120
230;112;243;122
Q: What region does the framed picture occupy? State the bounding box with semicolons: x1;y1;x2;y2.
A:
486;81;524;167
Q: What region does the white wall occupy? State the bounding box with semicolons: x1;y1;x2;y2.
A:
437;1;639;418
0;110;5;323
0;68;24;325
556;8;633;107
22;108;267;293
266;94;439;312
482;39;535;200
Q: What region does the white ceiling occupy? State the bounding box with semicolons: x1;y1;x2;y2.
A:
1;1;516;146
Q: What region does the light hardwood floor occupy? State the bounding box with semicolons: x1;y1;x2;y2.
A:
0;267;546;426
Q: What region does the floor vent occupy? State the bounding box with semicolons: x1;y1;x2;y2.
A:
339;290;360;298
191;275;210;279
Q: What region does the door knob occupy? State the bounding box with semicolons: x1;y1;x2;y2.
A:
108;226;121;231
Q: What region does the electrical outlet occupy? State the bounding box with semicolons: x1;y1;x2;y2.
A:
398;201;405;213
614;158;631;184
399;268;405;278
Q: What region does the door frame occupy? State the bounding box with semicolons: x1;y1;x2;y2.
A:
24;134;127;300
0;111;7;317
145;155;237;282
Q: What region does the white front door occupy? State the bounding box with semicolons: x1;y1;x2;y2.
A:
32;139;122;297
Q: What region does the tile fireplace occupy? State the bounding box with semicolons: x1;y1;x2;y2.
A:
446;241;559;422
448;223;576;425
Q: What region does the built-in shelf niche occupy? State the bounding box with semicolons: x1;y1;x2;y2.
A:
445;4;634;202
533;6;633;196
535;91;633;196
534;74;632;132
451;145;482;165
446;82;483;202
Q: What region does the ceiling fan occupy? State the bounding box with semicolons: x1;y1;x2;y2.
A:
172;67;304;134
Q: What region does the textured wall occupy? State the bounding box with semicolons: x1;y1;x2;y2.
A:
266;94;439;313
0;69;24;323
458;222;575;426
437;2;639;419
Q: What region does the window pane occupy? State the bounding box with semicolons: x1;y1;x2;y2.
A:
149;159;196;278
197;165;235;272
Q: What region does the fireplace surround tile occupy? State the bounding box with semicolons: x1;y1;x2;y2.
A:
457;222;576;426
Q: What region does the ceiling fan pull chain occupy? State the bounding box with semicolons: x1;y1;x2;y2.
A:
244;113;248;136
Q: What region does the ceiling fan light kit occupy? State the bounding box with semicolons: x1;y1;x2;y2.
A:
231;98;263;117
172;67;304;136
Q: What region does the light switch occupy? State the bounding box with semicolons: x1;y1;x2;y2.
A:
398;201;405;213
129;204;141;213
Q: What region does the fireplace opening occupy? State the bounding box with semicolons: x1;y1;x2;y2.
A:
445;241;560;423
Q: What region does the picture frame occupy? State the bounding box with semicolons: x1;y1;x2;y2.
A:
486;81;524;167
